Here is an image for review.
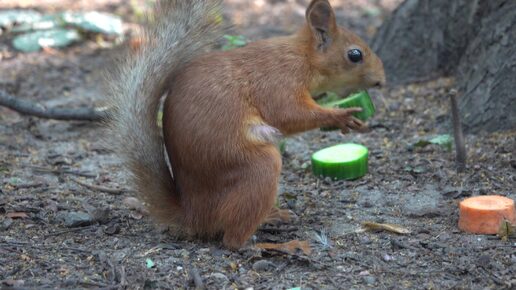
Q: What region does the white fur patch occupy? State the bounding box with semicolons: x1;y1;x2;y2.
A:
248;124;282;144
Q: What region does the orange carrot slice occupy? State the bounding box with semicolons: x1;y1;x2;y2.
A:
458;195;516;234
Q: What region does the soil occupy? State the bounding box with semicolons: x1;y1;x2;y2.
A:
1;1;515;289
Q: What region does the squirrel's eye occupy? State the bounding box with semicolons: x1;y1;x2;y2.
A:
347;49;363;63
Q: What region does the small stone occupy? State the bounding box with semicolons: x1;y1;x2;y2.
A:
123;197;145;211
1;217;13;230
59;211;94;227
103;223;121;235
252;260;276;272
89;207;110;224
362;275;376;285
209;273;229;282
383;254;394;262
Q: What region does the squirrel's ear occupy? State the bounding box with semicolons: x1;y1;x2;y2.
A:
306;0;337;51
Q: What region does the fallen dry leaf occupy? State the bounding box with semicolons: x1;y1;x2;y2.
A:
362;221;411;234
6;212;29;219
256;239;312;256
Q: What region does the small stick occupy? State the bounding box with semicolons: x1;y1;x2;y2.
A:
44;225;96;238
119;266;128;288
31;166;99;178
0;90;110;121
449;89;467;172
70;177;127;195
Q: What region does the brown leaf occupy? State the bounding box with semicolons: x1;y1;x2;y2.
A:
362;221;411;234
6;212;29;219
256;239;312;256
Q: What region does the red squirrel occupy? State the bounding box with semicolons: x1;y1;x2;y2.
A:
108;0;385;249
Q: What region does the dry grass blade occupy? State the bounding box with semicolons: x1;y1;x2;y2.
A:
70;177;127;195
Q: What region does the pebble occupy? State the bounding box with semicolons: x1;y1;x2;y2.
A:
210;272;229;282
59;211;94;227
252;260;276;272
103;223;121;235
362;275;376;285
1;217;13;230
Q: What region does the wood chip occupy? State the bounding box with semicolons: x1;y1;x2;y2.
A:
6;212;29;219
362;221;411;234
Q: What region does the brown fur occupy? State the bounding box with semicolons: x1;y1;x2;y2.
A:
110;0;385;249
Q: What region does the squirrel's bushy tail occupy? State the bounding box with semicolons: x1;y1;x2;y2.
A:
108;0;222;223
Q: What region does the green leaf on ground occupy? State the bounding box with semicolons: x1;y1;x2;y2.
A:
13;29;81;52
413;134;453;151
146;258;155;269
11;14;63;33
61;11;123;35
0;10;42;27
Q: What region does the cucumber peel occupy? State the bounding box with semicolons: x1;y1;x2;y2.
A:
311;143;368;180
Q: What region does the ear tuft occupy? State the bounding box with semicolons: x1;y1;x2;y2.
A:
306;0;336;51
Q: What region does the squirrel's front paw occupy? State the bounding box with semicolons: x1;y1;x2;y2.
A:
335;108;368;134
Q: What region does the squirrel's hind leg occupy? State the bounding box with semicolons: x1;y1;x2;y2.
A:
219;147;281;249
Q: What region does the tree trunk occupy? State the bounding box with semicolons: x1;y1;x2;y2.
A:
372;0;516;132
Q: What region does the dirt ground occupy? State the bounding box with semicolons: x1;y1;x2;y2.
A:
1;0;515;289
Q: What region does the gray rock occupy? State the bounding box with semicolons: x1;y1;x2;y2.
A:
59;211;94;227
252;260;276;272
1;217;13;230
362;275;376;285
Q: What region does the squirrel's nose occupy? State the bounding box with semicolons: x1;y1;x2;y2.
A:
374;79;385;88
375;75;386;88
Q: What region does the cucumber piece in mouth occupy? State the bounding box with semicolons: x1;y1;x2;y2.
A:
321;90;376;131
311;143;369;180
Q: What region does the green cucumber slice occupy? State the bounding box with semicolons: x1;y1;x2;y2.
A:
320;90;375;131
322;90;375;121
311;143;368;180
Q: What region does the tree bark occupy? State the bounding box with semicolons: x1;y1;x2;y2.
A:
372;0;515;132
456;5;516;132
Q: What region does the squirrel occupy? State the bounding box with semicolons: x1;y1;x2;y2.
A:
108;0;385;249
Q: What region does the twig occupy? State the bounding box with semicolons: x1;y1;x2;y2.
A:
44;225;96;238
70;177;127;195
449;89;467;172
0;89;110;121
13;182;46;189
119;266;128;288
31;165;98;178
